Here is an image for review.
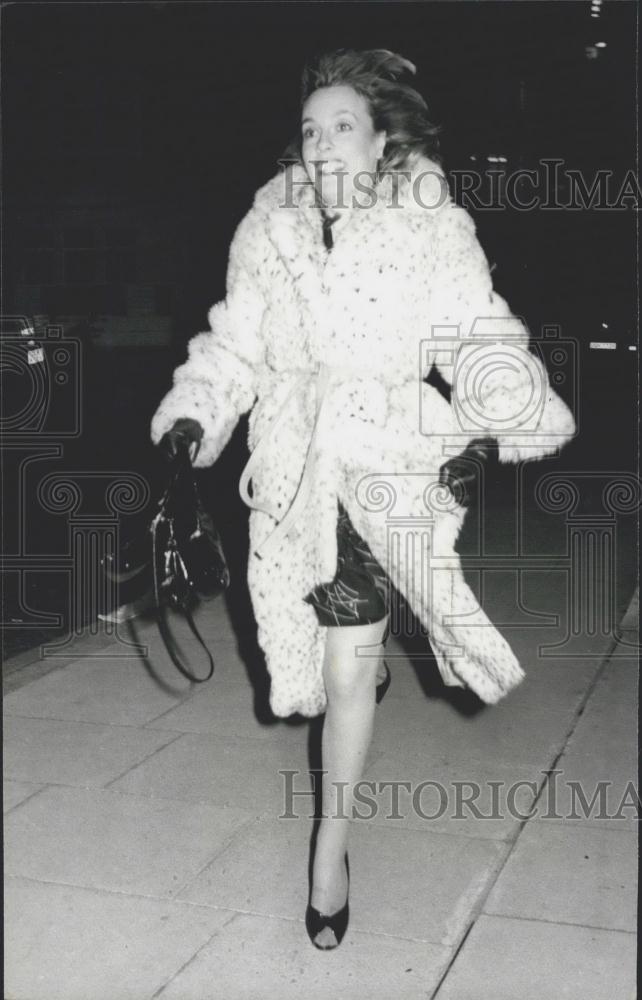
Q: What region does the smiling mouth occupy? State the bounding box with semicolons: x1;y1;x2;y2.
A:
318;162;346;175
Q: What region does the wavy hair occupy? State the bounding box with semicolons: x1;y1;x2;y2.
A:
281;48;443;173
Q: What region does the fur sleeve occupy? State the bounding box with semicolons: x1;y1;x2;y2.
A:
428;204;575;462
150;211;267;467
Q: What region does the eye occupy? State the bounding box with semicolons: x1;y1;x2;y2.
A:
337;121;353;132
302;126;317;140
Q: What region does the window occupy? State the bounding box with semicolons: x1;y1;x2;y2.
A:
105;249;137;283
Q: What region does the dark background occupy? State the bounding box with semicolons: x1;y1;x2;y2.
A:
4;4;637;351
2;1;638;657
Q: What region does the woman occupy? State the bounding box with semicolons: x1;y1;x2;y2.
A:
151;49;575;949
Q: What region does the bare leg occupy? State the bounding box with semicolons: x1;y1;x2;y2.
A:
310;614;389;947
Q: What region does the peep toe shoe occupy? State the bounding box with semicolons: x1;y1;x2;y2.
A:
305;853;350;950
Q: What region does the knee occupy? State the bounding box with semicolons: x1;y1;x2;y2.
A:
324;647;383;702
322;620;388;702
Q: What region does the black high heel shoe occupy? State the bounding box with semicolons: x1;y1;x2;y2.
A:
375;660;391;705
305;853;350;950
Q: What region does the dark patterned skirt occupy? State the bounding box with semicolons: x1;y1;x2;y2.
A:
303;502;391;631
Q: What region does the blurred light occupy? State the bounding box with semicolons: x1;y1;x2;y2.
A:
590;342;616;350
487;155;507;163
601;322;609;328
591;12;599;17
470;155;477;161
628;345;637;352
595;41;607;47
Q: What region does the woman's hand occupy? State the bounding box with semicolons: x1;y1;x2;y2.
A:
438;438;497;507
159;418;204;463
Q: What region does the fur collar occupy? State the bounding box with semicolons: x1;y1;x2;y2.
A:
245;155;452;342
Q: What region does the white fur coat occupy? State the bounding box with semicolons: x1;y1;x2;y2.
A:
151;156;576;717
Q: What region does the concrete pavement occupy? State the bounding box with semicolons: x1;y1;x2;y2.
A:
3;585;638;999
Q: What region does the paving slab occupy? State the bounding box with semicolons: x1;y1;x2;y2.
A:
434;914;637;1000
156;910;450;1000
3;627;131;692
127;602;251;670
358;750;546;840
3;779;45;814
143;679;307;742
350;823;507;946
495;655;602;709
3;715;179;787
4;876;233;1000
372;686;576;767
534;657;638;830
2;602;245;696
484;822;636;931
178;814;506;948
4;785;256;897
177;812;312;916
3;655;193;726
133;616;259;689
109;732;313;811
3;570;634;999
564;659;638;757
540;748;639;831
176;596;249;647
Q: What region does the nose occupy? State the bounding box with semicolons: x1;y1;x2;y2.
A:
316;129;333;153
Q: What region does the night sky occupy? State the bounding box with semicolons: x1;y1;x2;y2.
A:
3;2;638;334
5;2;636;188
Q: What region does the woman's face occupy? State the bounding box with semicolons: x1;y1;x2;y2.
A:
300;84;387;210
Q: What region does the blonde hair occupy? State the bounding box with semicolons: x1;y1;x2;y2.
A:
281;48;443;172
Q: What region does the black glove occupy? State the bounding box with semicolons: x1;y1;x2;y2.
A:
438;438;497;508
159;418;204;462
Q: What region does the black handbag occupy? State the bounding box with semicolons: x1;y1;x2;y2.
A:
100;443;230;682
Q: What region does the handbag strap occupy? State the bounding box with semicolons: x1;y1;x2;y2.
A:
150;447;215;683
154;590;215;684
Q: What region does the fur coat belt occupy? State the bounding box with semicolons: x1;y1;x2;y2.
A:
239;361;396;560
150;156;576;717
